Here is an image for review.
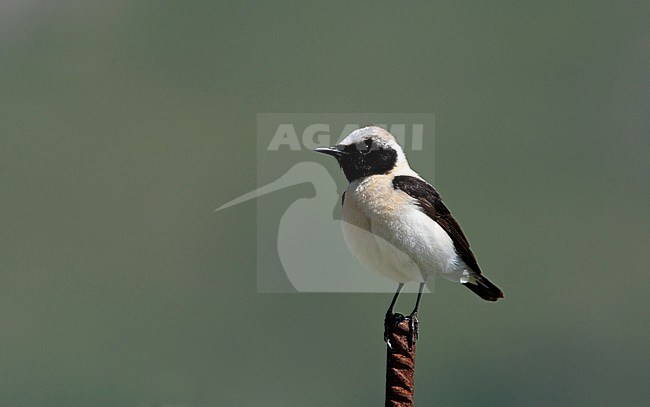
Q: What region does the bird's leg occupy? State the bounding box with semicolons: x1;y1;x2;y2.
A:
386;282;404;315
407;282;425;349
384;283;404;347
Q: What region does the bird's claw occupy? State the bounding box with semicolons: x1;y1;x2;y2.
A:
384;311;419;350
384;312;405;349
408;311;419;350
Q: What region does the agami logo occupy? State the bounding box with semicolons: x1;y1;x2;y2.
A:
267;123;425;151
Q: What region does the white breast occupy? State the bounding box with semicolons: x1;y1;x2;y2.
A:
341;174;468;284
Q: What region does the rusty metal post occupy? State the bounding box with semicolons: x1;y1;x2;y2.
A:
385;315;417;407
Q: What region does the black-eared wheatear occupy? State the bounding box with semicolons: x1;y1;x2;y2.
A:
315;126;503;347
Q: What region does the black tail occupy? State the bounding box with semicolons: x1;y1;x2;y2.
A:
463;275;504;302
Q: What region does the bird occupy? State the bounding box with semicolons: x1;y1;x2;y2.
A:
315;125;503;347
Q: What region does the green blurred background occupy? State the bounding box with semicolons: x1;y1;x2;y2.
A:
1;1;649;406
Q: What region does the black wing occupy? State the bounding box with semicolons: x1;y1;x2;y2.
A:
393;175;503;301
393;175;481;273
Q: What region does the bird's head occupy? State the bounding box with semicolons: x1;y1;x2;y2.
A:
315;126;409;182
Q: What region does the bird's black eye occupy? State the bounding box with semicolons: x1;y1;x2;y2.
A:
357;139;374;155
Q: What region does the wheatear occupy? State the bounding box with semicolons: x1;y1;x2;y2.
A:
315;126;503;346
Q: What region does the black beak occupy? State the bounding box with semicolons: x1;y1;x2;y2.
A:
315;146;346;158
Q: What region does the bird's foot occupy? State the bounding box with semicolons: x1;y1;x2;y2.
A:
384;312;405;349
385;312;418;350
407;311;419;350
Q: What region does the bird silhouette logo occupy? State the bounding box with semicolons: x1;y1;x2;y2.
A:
216;161;414;293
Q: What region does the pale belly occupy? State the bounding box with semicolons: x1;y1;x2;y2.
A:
341;203;423;282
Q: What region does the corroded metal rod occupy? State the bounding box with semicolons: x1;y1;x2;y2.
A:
385;315;417;407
